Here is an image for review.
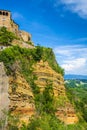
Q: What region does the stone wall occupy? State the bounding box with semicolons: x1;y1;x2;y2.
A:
0;10;19;36
0;10;11;29
0;62;9;119
10;20;19;37
0;10;31;42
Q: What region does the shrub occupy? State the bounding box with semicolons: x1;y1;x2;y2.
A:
0;27;17;46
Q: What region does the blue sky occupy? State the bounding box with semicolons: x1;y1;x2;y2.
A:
1;0;87;75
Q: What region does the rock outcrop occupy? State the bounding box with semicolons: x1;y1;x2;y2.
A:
8;71;35;124
0;62;9;122
33;60;78;124
0;59;78;125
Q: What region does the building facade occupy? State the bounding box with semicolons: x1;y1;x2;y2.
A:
0;10;31;42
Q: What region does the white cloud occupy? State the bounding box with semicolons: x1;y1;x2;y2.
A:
62;58;86;72
54;45;87;57
54;45;87;75
55;0;87;19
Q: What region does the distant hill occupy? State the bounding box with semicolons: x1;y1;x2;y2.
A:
64;74;87;80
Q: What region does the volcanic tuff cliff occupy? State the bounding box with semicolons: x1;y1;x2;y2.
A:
0;19;78;125
33;60;78;124
0;47;78;125
8;71;35;123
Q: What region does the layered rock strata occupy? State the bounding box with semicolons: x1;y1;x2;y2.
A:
33;60;78;124
8;72;35;123
0;60;78;125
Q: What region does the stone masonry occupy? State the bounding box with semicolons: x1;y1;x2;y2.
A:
0;10;31;42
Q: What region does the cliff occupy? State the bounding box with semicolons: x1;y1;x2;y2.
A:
33;60;78;124
0;62;9;119
0;45;78;126
8;71;35;124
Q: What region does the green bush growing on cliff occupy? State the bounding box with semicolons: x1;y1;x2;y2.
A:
41;82;55;114
0;45;64;76
0;27;16;46
26;41;34;46
41;47;64;76
20;113;87;130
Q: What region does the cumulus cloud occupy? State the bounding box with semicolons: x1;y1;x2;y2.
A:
55;0;87;19
54;45;87;75
61;58;86;72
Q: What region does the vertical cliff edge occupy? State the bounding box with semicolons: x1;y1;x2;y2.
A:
0;45;78;126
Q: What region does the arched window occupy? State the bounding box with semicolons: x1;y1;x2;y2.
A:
0;11;2;15
3;12;6;15
6;12;8;16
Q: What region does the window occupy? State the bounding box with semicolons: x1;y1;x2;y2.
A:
0;11;2;15
6;12;8;16
3;12;5;15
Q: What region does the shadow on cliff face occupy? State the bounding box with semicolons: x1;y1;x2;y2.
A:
0;62;10;129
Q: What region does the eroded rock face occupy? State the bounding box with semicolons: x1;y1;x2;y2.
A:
33;60;78;124
8;71;35;123
1;60;78;125
56;103;78;124
0;62;10;119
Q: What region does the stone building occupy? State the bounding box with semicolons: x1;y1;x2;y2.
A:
0;10;31;42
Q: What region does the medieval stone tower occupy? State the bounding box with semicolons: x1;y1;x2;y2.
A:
0;10;31;42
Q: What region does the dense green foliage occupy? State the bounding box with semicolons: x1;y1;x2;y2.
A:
42;47;64;76
34;81;56;115
65;80;87;122
20;113;87;130
0;27;16;46
42;83;55;113
0;45;64;75
26;41;34;46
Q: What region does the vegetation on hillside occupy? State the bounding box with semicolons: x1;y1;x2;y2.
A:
26;41;34;46
0;45;87;129
42;47;64;76
0;27;17;46
20;114;87;130
65;80;87;122
0;45;64;76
